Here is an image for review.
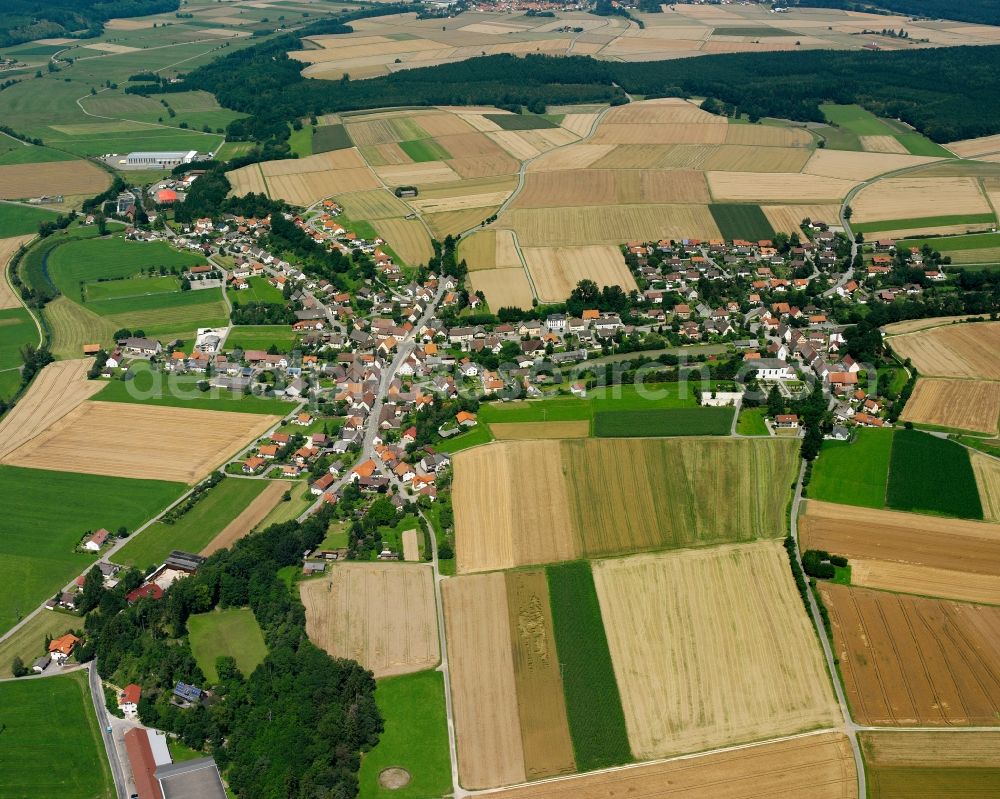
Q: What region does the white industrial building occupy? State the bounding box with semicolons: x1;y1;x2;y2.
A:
124;150;198;167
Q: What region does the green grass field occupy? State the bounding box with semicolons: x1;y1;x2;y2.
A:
0;203;59;237
0;609;80;678
886;429;982;519
225;325;299;352
357;670;451;799
900;232;1000;252
47;235;205;297
893;133;954;158
0;144;78;165
0;671;114;798
0;465;182;635
313;123;353;153
188;607;268;683
593;407;734;437
95;361;294;413
399;138;451;163
736;407;769;435
113;478;273;570
228;276;285;306
484;114;558;131
0;368;21;401
84;274;179;301
821;103;896;136
0;306;38;370
808;428;894;508
434;424;494;454
852;213;996;235
547;561;631;772
709;203;775;241
288;123;313;157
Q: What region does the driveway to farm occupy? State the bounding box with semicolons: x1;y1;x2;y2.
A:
88;662;129;799
790;460;866;799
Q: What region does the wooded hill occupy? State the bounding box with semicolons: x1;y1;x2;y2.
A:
0;0;178;47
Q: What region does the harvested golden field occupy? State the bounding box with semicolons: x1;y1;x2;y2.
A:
226;162;268;196
401;529;418;562
802;149;938;181
0;360;100;459
707;172;856;202
594;542;838;759
947;132;1000;158
412;112;475;137
436;131;506;158
375;162;460;186
490;421;590;439
476;732;857;799
861;729;1000;768
821;584;1000;726
593;123;728;146
505;570;575;781
457;230;495;271
723;124;812;147
703;145;812;173
410;190;512;214
300;563;439;678
488;130;545;161
417;174;517;200
263;149;367;174
448;153;519;179
512;169;710;208
359;143;411;167
442;572;525;790
454;440;578;573
337;188;411;220
0;234;32;308
850;559;1000;605
1;401;278;483
852;177;992;222
529;143;615;172
604;144;712;170
266;168;379;206
800;500;1000;579
424;207;494;239
604;98;725;125
763;204;842;233
0;160;110;200
522;245;636;302
495;228;521;268
972;450;1000;523
502;204;721;246
882;315;981;335
200;481;287;556
861;135;909;154
900;377;1000;433
373;217;434;266
453;438;799;572
889;321;1000;378
560;112;601;137
871;221;998;239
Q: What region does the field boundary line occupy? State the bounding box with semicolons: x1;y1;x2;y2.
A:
462;727;844;797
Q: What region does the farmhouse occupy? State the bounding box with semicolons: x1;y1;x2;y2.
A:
48;633;80;663
120;337;162;357
82;528;110;552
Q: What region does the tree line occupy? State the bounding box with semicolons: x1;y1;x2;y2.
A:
789;0;1000;27
0;0;179;48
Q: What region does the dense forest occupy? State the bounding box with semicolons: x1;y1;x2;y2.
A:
137;14;1000;144
88;507;382;798
790;0;1000;27
0;0;178;47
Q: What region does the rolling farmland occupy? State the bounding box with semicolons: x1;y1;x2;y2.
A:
822;584;1000;726
594;542;837;759
900;377;1000;434
301;563;440;679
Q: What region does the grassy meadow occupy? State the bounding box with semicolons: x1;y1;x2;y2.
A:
885;429;983;519
0;306;38;370
808;428;894;508
0;202;58;237
113;477;273;570
188;607;268;683
357;670;451;799
225;325;300;352
0;465;183;634
0;672;114;798
593;407;734;437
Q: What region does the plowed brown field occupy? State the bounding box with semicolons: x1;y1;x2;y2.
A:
800;500;1000;578
476;731;857;799
1;401;278;483
443;572;526;790
595;543;838;759
821;584;1000;726
300;563;439;678
900;377;1000;433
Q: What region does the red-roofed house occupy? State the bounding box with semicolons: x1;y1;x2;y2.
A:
48;633;80;663
119;684;141;716
126;584;164;604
